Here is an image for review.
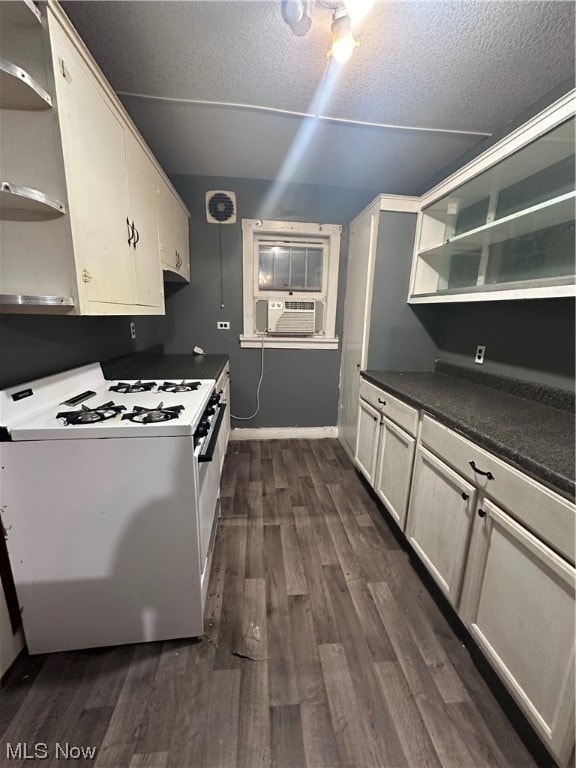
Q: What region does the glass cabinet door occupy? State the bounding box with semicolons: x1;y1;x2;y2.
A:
412;116;575;300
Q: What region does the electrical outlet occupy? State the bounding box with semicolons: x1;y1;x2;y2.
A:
217;321;230;330
475;345;486;364
130;322;136;340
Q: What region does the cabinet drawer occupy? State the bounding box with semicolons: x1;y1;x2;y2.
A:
421;414;575;564
359;378;418;436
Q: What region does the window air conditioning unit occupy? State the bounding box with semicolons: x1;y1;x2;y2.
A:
267;300;316;335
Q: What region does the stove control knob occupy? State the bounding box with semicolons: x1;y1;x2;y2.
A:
206;406;216;416
196;420;210;437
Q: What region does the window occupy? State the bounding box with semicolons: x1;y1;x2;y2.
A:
241;219;341;349
258;241;323;291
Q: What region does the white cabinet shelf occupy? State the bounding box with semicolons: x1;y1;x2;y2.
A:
419;191;576;259
0;181;65;221
409;93;575;303
0;294;74;312
0;58;52;110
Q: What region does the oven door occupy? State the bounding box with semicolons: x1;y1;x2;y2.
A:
195;404;226;602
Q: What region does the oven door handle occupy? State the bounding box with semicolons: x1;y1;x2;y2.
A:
198;403;227;463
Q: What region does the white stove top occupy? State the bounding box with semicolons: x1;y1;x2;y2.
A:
0;363;216;440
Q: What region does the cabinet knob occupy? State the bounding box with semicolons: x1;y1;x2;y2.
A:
127;217;133;246
477;508;486;518
378;398;386;405
373;416;377;422
461;492;469;501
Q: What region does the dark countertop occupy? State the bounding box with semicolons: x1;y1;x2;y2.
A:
362;369;575;500
101;347;229;383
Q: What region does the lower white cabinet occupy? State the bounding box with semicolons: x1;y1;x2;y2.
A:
354;385;575;765
355;377;418;523
373;416;415;529
460;498;575;766
355;397;380;484
406;446;476;606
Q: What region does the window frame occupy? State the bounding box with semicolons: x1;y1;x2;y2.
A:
241;218;341;349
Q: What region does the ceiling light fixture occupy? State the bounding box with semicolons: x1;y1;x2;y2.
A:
328;7;357;64
281;0;372;63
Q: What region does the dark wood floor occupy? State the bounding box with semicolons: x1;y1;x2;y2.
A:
1;439;543;768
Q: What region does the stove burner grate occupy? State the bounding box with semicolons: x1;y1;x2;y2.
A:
157;380;201;393
57;401;126;425
121;402;185;424
109;380;156;394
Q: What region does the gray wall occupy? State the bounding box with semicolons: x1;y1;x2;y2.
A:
162;175;374;428
0;313;162;389
368;211;439;371
431;298;575;391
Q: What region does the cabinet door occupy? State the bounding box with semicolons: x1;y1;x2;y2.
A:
50;21;135;306
460;499;575;766
157;176;177;272
173;198;190;281
406;446;476;606
374;416;415;530
157;178;190;281
338;209;378;456
354;398;380;484
125;130;163;308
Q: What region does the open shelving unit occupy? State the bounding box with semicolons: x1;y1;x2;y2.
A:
409;93;576;303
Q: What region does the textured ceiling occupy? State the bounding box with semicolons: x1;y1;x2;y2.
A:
61;0;575;196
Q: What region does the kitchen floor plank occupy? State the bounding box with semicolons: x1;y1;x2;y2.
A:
166;639;214;768
94;642;162;768
1;438;541;768
281;522;308;596
264;524;300;707
318;642;381;768
129;752;168;768
374;661;442;768
214;520;247;661
0;652;47;738
293;508;341;646
242;577;267;660
270;704;306;768
200;669;241;768
324;564;408;768
281;446;305;506
368;581;480;768
237;659;271;768
288;594;326;707
300;701;342;768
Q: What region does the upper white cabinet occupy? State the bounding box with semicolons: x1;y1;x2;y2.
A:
409;91;575;303
0;0;190;314
337;196;420;459
157;175;190;282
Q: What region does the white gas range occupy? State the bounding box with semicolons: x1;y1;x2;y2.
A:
0;363;226;654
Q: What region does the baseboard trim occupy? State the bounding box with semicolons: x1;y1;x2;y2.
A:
231;426;338;440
